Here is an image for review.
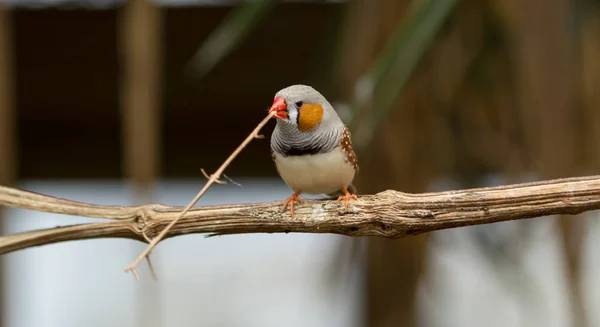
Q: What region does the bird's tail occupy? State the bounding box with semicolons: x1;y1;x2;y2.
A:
326;183;358;199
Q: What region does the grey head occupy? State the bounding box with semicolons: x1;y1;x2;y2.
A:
269;84;345;157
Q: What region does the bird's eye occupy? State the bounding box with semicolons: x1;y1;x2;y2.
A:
295;101;304;108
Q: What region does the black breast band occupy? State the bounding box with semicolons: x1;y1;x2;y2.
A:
279;143;325;157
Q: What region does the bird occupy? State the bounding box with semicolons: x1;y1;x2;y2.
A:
268;84;359;215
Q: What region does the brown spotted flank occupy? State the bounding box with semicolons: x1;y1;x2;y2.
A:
340;127;359;172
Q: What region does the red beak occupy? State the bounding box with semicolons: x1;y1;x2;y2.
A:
269;97;288;119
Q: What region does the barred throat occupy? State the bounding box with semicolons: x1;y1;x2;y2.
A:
271;122;343;157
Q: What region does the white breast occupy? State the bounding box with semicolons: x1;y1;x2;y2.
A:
273;146;356;195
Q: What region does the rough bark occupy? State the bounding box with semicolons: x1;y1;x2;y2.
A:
1;176;599;255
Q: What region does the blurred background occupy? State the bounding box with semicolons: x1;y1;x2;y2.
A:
1;0;599;326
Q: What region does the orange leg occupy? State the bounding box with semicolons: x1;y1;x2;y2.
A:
337;187;358;210
282;192;303;216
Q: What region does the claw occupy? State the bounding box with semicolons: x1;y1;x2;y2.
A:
337;187;358;211
282;192;303;216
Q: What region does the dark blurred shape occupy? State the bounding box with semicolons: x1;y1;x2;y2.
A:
120;0;163;191
336;1;442;326
500;0;587;325
119;0;163;324
0;4;16;327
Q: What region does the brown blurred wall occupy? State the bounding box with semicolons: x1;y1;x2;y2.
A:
10;3;344;181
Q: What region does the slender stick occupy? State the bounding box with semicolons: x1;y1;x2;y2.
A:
123;112;275;277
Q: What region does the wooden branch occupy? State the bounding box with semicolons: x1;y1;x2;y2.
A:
1;175;600;255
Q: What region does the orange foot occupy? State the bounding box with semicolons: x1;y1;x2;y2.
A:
282;192;303;216
337;187;358;211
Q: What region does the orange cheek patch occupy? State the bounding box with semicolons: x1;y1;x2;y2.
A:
298;104;324;131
